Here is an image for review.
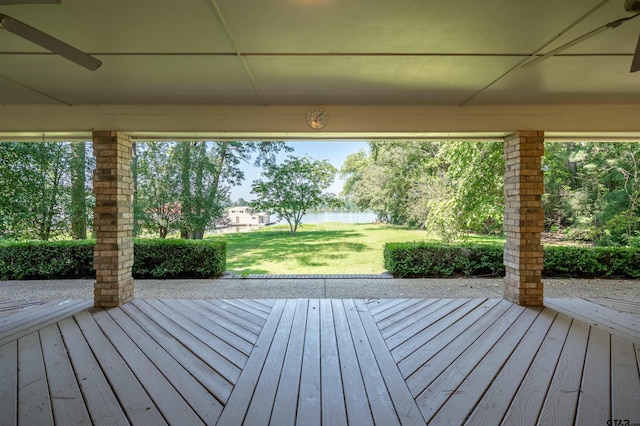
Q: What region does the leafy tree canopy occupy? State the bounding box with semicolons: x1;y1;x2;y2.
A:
250;156;339;236
0;142;74;240
134;140;290;238
340;141;504;241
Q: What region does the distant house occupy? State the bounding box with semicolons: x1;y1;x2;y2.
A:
226;206;272;227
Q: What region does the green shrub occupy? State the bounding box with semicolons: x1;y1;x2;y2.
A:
0;239;227;280
383;242;504;278
543;245;640;278
384;242;640;278
0;240;94;280
133;239;226;279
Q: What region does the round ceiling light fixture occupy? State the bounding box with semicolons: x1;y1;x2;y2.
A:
306;108;327;130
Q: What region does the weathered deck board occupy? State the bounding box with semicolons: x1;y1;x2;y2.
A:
270;298;309;425
501;313;573;425
416;302;525;423
428;306;544;424
371;299;427;325
243;299;298;425
383;298;471;351
167;299;255;355
231;299;272;316
376;298;454;339
57;316;130;425
388;298;485;361
342;299;402;425
74;309;168;425
611;335;640;422
204;299;266;326
397;298;500;378
465;308;559;425
318;299;348;425
1;297;639;425
587;297;640;317
18;332;54;425
119;301;233;405
0;299;45;317
104;307;224;424
352;299;425;425
0;340;18;425
297;298;321;425
406;299;512;397
200;299;266;335
39;324;91;425
537;318;590;425
367;298;411;318
545;297;640;343
130;299;241;386
216;299;286;425
332;299;374;426
143;299;246;375
575;326;611;425
0;299;92;346
92;307;207;426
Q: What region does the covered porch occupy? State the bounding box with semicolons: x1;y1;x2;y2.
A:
1;296;639;425
2;0;640;423
2;0;640;308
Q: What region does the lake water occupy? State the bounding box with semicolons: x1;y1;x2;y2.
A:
275;211;377;225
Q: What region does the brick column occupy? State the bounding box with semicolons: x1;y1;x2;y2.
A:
503;131;544;306
92;131;134;307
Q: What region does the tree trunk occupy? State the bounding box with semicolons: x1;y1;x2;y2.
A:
211;141;228;200
180;142;192;239
70;142;87;239
131;142;139;237
192;142;207;239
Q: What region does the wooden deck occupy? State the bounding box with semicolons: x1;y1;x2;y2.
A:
0;297;639;425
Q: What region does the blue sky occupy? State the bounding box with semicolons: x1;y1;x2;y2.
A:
232;140;369;201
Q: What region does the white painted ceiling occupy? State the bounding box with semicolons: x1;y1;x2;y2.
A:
1;0;639;107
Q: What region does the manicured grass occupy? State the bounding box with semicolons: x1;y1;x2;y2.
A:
207;223;504;275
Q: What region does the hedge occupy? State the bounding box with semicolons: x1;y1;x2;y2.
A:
383;242;504;278
384;242;640;278
542;245;640;278
0;239;227;280
133;239;226;279
0;240;95;280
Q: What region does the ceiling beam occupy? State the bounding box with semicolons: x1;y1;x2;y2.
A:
0;105;639;141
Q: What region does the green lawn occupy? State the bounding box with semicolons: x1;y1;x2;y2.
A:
207;223;503;275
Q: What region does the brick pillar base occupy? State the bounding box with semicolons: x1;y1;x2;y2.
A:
93;131;134;307
503;131;544;306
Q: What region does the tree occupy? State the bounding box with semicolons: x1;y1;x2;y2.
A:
176;140;290;239
543;142;640;245
427;141;504;239
178;141;218;239
135;142;182;238
0;142;71;240
340;141;504;241
131;141;140;236
341;142;439;224
133;140;291;238
70;141;88;239
250;156;339;236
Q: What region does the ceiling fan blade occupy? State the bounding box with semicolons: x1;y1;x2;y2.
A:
523;25;611;68
524;13;640;68
0;0;60;4
0;13;101;70
632;32;640;72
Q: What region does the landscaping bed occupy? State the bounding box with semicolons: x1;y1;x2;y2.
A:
384;242;640;278
0;239;226;280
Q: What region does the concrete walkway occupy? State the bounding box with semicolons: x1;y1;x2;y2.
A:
1;276;638;301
